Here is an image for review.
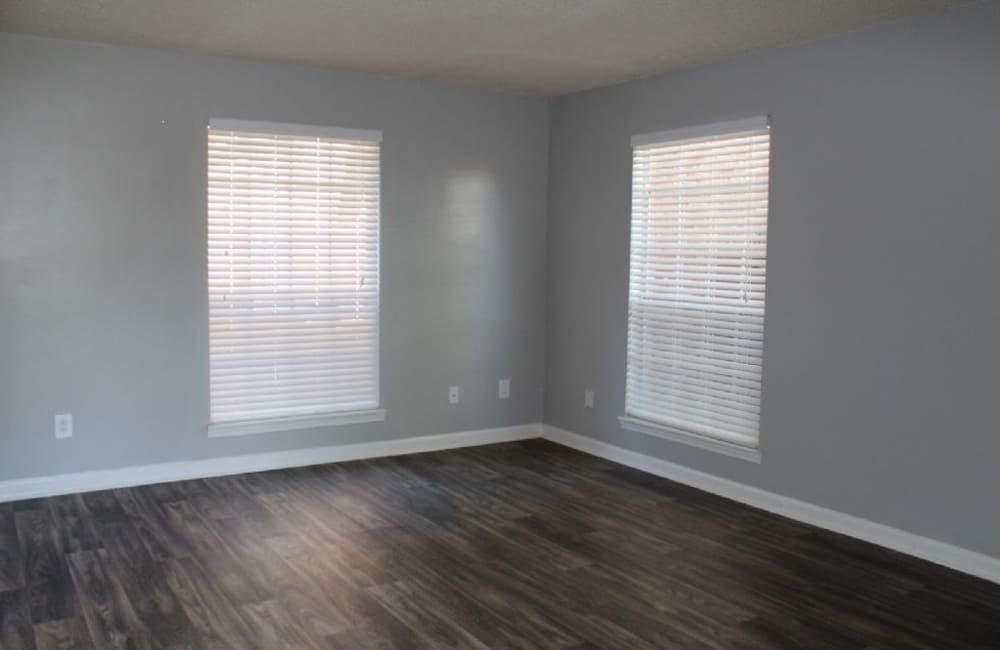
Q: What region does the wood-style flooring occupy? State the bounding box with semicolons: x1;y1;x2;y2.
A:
1;439;998;649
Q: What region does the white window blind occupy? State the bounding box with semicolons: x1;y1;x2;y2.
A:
625;118;770;450
207;119;380;429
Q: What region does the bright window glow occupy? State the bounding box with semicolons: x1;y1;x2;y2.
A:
626;120;770;448
207;120;380;425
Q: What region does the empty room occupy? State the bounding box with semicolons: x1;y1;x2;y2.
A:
2;0;999;647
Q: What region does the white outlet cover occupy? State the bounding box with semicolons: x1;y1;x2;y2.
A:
449;386;460;404
499;379;510;399
584;389;594;409
54;413;73;439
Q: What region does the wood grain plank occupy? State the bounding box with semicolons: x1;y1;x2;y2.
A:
160;501;267;606
111;490;186;562
203;516;345;640
0;506;24;593
45;497;102;557
0;589;36;650
15;509;77;624
66;550;151;650
238;600;317;650
32;617;94;650
159;559;252;650
365;580;492;650
0;440;996;648
104;560;196;649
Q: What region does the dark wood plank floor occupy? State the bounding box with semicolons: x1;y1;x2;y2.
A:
1;440;999;649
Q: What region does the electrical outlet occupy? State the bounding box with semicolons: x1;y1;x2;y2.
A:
498;379;510;399
54;413;73;439
449;386;460;405
584;389;594;409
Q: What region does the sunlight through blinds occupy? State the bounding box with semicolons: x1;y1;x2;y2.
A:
626;118;770;448
207;120;380;425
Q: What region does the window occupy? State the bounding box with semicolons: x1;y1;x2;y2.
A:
621;117;770;461
206;119;383;436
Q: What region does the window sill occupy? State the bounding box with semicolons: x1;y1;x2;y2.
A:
208;408;386;438
618;415;761;463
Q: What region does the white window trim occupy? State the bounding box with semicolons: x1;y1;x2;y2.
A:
622;116;770;463
618;416;761;463
208;408;386;438
208;118;382;142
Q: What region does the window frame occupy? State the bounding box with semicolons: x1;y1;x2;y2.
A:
619;117;771;462
204;118;384;438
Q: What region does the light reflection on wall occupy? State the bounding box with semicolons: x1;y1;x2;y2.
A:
442;171;507;345
445;171;500;248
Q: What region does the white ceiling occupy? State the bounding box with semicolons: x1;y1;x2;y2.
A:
0;0;971;95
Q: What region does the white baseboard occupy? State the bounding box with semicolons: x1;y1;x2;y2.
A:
6;420;997;585
542;424;1000;585
0;423;542;503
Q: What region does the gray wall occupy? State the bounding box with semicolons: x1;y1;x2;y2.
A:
544;1;1000;557
0;34;548;480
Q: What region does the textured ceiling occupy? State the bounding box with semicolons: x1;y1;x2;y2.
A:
0;0;971;95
